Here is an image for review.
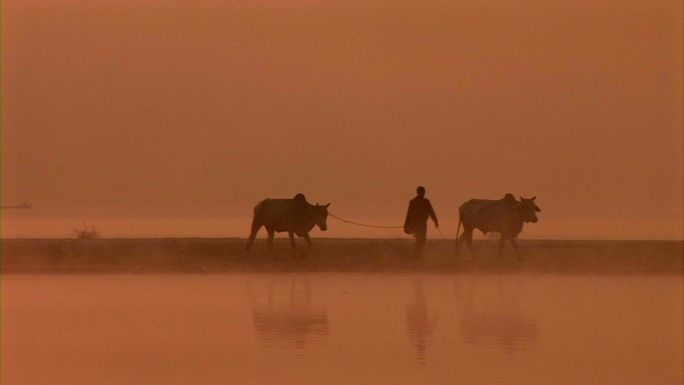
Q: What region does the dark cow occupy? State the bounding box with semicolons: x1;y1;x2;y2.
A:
245;197;330;258
456;194;541;261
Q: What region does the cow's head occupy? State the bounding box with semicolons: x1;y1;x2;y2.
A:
516;196;541;223
314;203;330;231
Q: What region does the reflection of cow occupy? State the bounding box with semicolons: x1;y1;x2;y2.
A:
245;197;330;258
247;278;328;350
458;276;538;353
456;194;541;260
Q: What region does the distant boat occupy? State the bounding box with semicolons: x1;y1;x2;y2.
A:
1;201;32;209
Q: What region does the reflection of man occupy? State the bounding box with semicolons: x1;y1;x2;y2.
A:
405;278;438;364
404;186;439;258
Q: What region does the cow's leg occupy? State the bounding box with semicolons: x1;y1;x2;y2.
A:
499;230;524;261
302;234;312;258
497;234;506;258
245;223;261;256
288;231;297;258
267;229;275;257
464;230;475;258
508;237;524;261
456;232;468;256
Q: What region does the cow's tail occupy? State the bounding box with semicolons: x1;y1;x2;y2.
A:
250;200;265;231
246;200;265;253
455;213;462;255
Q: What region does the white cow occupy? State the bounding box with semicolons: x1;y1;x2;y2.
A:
456;194;541;261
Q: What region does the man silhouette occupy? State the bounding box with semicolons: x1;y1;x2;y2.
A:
404;186;439;258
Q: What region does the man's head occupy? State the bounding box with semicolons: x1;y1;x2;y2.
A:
416;186;426;197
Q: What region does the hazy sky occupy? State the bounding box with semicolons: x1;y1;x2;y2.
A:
2;0;682;239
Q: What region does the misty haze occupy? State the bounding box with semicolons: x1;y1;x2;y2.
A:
1;0;682;384
1;0;682;240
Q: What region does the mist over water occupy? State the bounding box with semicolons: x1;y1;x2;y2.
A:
2;273;682;385
2;215;683;240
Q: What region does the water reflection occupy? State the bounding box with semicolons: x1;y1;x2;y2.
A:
458;276;538;353
247;277;329;352
405;278;439;364
3;274;681;385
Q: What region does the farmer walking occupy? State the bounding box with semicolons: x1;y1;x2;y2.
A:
404;186;439;258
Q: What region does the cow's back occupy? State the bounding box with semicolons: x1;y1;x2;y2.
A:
460;199;491;215
254;199;296;230
459;199;497;222
459;198;518;233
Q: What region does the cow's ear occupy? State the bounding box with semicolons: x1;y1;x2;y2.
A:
532;196;537;201
535;206;541;212
325;203;330;208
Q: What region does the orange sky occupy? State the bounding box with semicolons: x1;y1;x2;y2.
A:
2;0;683;239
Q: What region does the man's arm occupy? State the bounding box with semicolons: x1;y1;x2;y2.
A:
428;202;439;227
404;201;415;233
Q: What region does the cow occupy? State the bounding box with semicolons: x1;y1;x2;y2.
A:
456;194;541;261
245;197;330;258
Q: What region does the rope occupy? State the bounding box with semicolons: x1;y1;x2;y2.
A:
329;212;450;240
328;212;404;229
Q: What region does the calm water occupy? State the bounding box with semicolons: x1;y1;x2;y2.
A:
2;273;682;385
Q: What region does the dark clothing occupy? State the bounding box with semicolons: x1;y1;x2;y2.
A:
404;196;438;233
404;196;438;258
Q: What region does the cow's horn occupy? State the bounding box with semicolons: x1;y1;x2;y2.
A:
325;203;330;208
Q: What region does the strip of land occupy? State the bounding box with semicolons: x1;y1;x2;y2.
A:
1;238;682;274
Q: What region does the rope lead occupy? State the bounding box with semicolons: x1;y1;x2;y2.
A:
328;212;404;229
329;212;448;240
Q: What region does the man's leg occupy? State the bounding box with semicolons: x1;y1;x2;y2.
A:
414;229;427;258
